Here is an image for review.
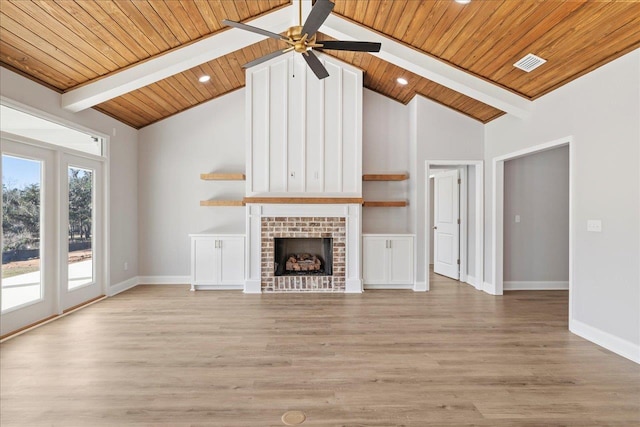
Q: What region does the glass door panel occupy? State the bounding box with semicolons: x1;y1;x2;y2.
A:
67;166;93;290
1;139;56;336
60;154;103;311
2;155;43;311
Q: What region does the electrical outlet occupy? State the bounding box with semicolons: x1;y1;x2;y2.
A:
124;261;128;271
515;214;521;223
587;220;602;232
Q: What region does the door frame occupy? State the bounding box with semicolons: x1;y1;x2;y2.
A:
0;97;109;335
424;160;483;292
490;137;573;317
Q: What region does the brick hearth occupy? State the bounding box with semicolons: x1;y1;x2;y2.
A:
261;217;346;292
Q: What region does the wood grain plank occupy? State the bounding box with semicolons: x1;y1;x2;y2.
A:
363;173;409;181
145;0;192;44
77;0;153;59
178;0;212;37
29;2;128;69
200;173;246;181
411;0;450;50
51;0;140;63
0;44;77;89
111;1;173;53
0;6;100;79
0;23;91;83
3;278;637;426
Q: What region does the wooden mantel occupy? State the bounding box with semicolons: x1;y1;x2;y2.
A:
243;197;364;205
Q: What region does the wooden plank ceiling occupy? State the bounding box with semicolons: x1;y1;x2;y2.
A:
1;1;639;128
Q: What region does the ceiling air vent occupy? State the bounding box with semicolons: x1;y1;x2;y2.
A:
514;53;546;72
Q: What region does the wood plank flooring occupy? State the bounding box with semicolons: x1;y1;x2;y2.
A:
1;273;639;426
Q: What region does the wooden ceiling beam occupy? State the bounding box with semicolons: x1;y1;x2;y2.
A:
321;14;532;119
61;5;295;112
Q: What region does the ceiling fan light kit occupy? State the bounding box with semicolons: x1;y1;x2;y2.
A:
223;0;381;80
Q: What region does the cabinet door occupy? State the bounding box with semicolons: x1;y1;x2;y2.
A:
362;236;388;284
388;237;414;285
218;237;245;285
193;238;217;284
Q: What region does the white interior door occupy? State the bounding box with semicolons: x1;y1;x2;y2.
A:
434;170;460;280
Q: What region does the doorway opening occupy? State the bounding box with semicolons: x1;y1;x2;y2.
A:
503;145;569;292
425;161;483;292
491;137;573;314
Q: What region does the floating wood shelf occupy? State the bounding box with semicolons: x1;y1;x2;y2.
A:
363;173;409;181
243;197;364;205
200;200;245;207
362;200;408;207
200;173;246;181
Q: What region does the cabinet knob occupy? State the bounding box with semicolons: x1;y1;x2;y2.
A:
433;226;438;230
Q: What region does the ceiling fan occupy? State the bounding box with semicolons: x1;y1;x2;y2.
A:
222;0;381;79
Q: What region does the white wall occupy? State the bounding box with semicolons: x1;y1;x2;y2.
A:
409;95;484;286
485;49;640;357
0;68;139;290
362;89;410;233
504;146;569;282
138;89;246;277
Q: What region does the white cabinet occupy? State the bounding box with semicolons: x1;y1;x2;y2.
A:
362;234;414;288
190;234;245;290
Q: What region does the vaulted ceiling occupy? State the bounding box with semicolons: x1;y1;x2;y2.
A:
1;1;639;129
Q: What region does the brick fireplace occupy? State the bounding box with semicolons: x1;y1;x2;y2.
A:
261;217;346;292
245;203;362;293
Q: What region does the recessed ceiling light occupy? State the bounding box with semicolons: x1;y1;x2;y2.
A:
397;77;408;85
455;0;471;4
198;75;211;83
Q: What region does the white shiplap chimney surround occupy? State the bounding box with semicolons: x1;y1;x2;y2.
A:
244;53;364;293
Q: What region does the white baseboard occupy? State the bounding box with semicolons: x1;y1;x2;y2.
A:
504;281;569;290
364;283;413;290
570;318;640;364
108;276;139;296
414;281;427;292
137;276;190;285
193;284;243;291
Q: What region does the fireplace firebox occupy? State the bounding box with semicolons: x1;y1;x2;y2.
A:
274;237;333;276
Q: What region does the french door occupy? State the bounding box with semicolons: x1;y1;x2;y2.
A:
1;140;57;335
60;154;103;311
1;139;105;336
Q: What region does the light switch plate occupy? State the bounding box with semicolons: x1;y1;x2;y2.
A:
587;219;602;232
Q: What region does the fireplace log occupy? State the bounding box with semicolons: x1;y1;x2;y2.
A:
285;254;322;272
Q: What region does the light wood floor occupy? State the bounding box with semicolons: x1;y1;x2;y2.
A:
1;274;639;426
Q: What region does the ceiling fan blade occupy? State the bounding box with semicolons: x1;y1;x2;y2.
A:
301;0;334;37
303;50;329;80
222;19;287;41
243;50;288;69
316;40;382;53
